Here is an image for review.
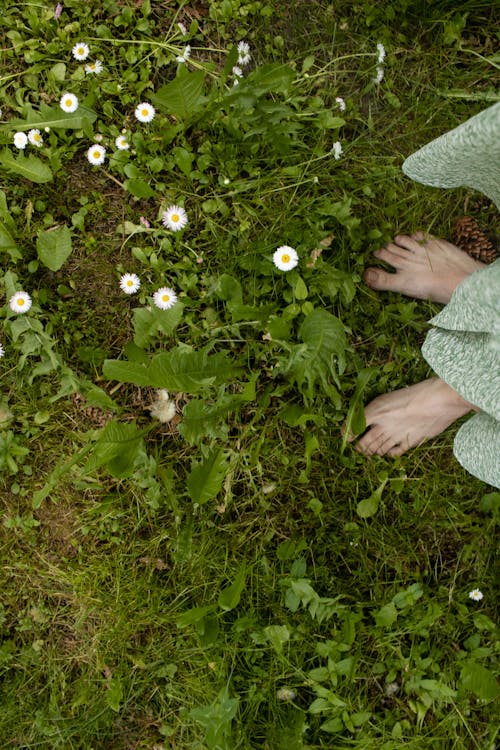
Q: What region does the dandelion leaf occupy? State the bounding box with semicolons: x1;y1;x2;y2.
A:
0;191;21;260
0;149;53;183
187;446;229;505
287;308;347;404
132;304;183;348
460;662;500;701
36;225;72;271
152;68;206;121
218;566;246;611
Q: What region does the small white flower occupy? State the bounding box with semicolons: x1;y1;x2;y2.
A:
72;42;90;61
0;108;3;118
273;246;299;272
469;589;484;602
162;205;188;232
9;291;32;313
176;45;191;63
119;273;141;294
87;144;106;165
85;60;103;74
60;93;79;113
373;66;384;84
376;42;386;64
232;65;243;78
115;135;130;150
177;22;187;36
135;102;155;123
150;390;177;423
28;128;43;147
13;132;28;149
332;141;342;160
335;96;346;112
237;40;251;66
153;287;177;310
0;343;4;358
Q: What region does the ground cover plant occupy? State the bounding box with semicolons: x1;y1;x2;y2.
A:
0;0;499;747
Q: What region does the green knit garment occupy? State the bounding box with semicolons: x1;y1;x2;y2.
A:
402;102;500;487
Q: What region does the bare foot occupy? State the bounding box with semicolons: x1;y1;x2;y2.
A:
364;232;485;304
352;378;475;457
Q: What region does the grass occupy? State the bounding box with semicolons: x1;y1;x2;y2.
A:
0;0;499;748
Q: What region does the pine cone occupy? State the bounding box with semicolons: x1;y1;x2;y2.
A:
452;216;499;264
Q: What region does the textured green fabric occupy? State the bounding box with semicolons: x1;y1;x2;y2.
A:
403;105;500;487
403;102;500;209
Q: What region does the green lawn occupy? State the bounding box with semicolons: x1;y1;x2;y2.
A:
0;1;498;748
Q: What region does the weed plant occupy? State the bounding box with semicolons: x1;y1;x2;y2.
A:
0;1;499;748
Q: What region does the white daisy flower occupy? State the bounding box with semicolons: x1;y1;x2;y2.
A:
13;132;28;149
60;93;79;113
87;144;106;165
373;66;384;84
273;246;299;271
28;129;43;147
115;135;130;150
162;205;188;232
119;273;141;294
232;65;243;78
85;60;103;75
153;287;177;310
176;44;191;63
0;343;5;358
135;102;155;123
9;291;32;313
237;40;251;66
177;22;187;36
335;96;346;112
72;42;90;61
332;141;342;160
376;42;386;64
0;108;3;118
468;588;484;602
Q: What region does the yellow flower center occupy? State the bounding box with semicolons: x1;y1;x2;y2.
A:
34;134;40;142
126;280;133;287
162;294;170;303
17;298;25;306
65;98;73;108
171;214;179;223
282;254;290;263
93;150;101;158
141;108;149;117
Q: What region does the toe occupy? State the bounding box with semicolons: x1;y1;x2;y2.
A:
374;245;410;267
355;425;391;456
364;267;397;291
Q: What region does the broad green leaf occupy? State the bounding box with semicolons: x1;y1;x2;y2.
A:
263;624;290;654
149;348;241;393
84;421;144;478
0;219;21;260
460;662;500;701
152;69;206;121
0;191;21;258
342;367;378;451
214;274;243;303
356;477;388;518
3;104;97;131
0;149;53;183
105;677;123;712
374;601;398;627
36;225;72;271
176;605;215;628
133;304;183;348
245;63;296;94
218;566;246;611
103;359;156;387
187;446;229;505
124;178;155;199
